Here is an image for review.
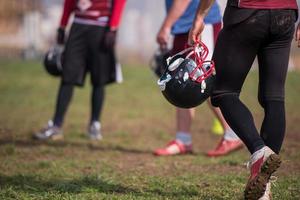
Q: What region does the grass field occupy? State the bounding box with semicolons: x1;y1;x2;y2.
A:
0;60;299;200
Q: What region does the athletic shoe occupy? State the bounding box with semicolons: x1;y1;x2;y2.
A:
244;146;281;200
153;139;193;156
33;120;63;140
211;118;224;135
206;138;243;157
88;121;102;140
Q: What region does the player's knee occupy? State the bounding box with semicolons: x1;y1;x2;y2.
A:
258;93;285;108
211;92;240;107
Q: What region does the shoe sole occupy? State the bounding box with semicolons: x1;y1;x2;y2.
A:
244;154;281;200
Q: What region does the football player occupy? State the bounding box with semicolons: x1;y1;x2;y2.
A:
189;0;299;199
34;0;126;141
153;0;243;157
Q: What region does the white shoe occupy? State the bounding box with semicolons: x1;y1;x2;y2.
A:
88;121;102;140
33;120;63;140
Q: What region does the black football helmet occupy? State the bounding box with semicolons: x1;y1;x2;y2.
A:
157;42;216;108
44;46;63;76
150;48;171;77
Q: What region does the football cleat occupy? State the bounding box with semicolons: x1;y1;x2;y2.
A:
157;41;216;108
88;121;102;140
153;139;193;156
206;138;243;157
33;120;63;140
244;146;281;200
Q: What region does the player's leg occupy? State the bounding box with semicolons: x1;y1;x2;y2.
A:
34;23;88;140
88;85;105;140
154;108;194;156
53;82;74;127
207;21;243;156
257;10;295;154
175;107;194;148
86;25;112;140
249;10;295;200
211;7;269;155
206;100;243;157
211;8;294;199
172;34;194;151
254;14;296;199
91;86;105;123
154;33;194;156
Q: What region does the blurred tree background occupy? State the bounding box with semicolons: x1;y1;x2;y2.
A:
0;0;298;68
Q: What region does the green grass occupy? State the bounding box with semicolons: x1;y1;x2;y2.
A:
0;60;299;199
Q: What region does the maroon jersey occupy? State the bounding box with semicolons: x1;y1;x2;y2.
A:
237;0;298;9
60;0;126;29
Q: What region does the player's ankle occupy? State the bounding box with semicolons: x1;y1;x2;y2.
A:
176;131;192;145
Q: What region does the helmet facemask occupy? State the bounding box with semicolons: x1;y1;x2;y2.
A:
158;41;215;94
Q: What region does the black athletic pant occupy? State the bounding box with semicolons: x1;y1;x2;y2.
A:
53;82;105;127
211;8;296;154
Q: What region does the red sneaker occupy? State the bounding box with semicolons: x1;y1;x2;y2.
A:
153;140;193;156
206;139;243;157
244;146;281;200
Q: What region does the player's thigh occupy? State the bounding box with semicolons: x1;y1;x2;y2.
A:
63;24;88;85
257;10;296;104
87;27;116;86
212;28;258;96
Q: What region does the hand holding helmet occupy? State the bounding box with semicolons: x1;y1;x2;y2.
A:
157;41;215;108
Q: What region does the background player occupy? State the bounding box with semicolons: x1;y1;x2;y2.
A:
153;0;243;157
189;0;299;199
34;0;126;141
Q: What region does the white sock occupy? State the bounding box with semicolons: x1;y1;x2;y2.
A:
176;131;192;145
224;129;240;141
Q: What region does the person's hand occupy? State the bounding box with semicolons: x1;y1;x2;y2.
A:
296;22;300;48
156;26;170;50
104;29;117;50
57;27;65;45
188;17;205;45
